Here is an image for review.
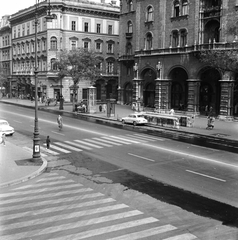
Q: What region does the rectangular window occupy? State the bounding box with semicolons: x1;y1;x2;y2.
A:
82;88;88;100
107;62;113;73
27;44;30;53
72;21;76;31
84;22;89;32
27;25;30;35
22;26;25;36
84;41;89;49
37;41;40;51
107;43;113;53
2;37;4;46
96;42;101;52
14;30;16;39
18;28;20;37
71;40;77;50
96;24;101;33
108;25;113;35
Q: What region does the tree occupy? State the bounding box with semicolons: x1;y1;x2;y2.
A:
55;48;102;111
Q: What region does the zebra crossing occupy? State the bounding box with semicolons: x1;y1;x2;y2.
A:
0;172;197;240
24;134;166;157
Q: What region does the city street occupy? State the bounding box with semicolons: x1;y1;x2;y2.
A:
1;103;238;239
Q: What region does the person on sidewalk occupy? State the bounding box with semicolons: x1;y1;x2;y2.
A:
0;133;6;146
46;136;51;149
206;116;215;130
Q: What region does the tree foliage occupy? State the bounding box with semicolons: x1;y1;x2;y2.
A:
55;48;102;85
199;49;238;74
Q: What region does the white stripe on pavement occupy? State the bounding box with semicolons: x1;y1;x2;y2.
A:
41;147;59;155
36;175;66;182
0;188;93;205
54;142;83;151
162;233;197;240
133;134;165;141
74;139;103;148
3;210;144;239
64;141;92;150
101;136;131;145
50;145;71;153
1;204;130;231
121;135;148;142
107;224;177;240
93;138;122;146
84;138;113;147
1;198;116;221
49;217;158;240
0;193;104;213
109;135;140;143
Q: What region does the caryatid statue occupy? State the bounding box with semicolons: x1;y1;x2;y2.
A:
156;61;162;79
133;62;139;79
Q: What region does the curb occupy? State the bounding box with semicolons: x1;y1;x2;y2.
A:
0;158;48;188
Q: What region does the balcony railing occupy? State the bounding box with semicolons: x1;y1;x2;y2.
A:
135;42;238;56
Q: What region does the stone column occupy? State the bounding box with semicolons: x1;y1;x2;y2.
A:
187;79;200;113
219;80;234;117
155;79;171;110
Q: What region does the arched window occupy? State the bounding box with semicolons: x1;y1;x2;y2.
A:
126;42;132;55
172;31;179;47
180;29;187;47
50;37;57;50
182;0;188;15
128;0;133;12
174;0;180;17
127;21;133;33
146;6;153;22
145;32;153;50
50;58;57;70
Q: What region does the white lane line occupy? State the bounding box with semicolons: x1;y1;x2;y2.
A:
51;131;65;136
163;233;197;240
75;139;103;149
191;144;219;152
128;153;155;162
84;139;113;147
54;142;83;152
65;141;92;150
186;170;226;182
92;137;122;146
142;143;238;169
107;224;177;240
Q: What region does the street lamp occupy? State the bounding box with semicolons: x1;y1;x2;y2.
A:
32;0;53;160
59;66;64;110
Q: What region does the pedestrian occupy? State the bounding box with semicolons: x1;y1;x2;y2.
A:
0;133;6;146
46;136;51;149
205;105;208;116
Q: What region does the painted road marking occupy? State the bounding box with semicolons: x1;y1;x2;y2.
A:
186;170;226;182
128;153;155;162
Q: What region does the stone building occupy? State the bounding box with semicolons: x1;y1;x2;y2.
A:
119;0;238;117
0;15;12;96
8;0;120;102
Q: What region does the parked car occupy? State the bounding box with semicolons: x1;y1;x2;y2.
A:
122;113;148;126
0;120;14;136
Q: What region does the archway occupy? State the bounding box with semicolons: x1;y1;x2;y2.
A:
144;82;155;107
169;67;188;110
124;82;133;104
199;68;221;115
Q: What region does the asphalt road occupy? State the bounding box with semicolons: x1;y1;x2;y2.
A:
1;104;238;210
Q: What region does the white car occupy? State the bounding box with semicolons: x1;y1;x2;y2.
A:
0;120;15;136
122;113;148;126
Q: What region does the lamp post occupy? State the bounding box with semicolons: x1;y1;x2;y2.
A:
59;66;64;110
32;0;53;160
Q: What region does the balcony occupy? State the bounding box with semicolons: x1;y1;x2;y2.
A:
202;5;221;18
125;32;133;39
134;42;238;56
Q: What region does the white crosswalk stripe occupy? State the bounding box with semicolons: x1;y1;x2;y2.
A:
36;134;166;157
0;173;197;240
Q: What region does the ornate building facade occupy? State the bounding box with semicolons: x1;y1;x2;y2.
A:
8;0;119;102
119;0;238;117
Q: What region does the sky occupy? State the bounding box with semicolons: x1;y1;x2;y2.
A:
0;0;119;20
